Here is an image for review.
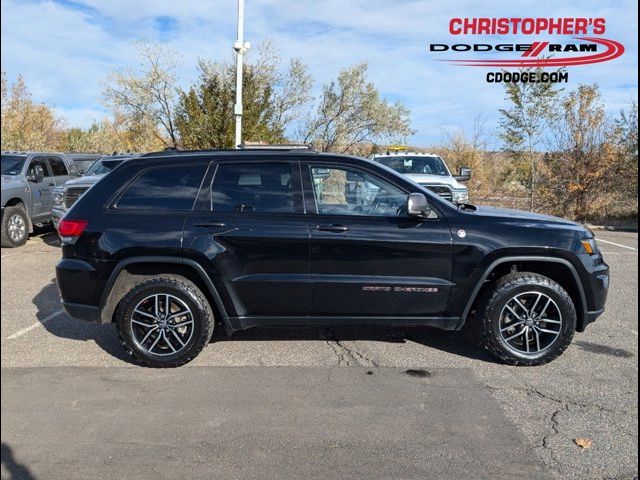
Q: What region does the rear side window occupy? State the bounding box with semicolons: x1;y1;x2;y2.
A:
211;163;295;213
117;165;207;211
48;156;69;176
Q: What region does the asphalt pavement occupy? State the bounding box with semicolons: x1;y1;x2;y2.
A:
1;229;638;479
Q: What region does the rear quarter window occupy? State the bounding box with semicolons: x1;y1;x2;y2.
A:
116;164;208;211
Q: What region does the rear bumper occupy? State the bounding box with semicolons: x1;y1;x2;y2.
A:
56;257;110;324
61;301;102;323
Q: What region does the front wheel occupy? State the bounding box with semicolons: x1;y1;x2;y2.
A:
1;204;29;248
115;275;215;367
478;272;577;366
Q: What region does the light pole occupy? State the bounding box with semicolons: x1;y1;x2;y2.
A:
233;0;250;148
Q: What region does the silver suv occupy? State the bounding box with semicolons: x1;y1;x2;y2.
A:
371;150;471;204
1;152;77;247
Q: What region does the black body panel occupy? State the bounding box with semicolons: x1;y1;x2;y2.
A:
55;150;609;334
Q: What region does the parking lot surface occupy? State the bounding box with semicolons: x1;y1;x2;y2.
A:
1;229;638;479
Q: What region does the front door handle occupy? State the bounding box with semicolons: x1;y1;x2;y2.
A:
315;224;349;233
194;221;226;228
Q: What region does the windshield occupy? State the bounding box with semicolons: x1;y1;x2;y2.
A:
377;156;449;176
1;155;27;175
86;159;124;176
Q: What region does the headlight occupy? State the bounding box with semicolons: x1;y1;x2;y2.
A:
451;189;469;204
52;190;64;206
581;238;599;255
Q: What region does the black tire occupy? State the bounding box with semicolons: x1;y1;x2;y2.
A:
115;275;214;367
1;204;29;248
477;272;576;366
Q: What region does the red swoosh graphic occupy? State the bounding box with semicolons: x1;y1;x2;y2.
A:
443;37;624;67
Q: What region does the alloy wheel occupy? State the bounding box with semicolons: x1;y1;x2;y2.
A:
130;293;195;356
499;291;563;355
8;214;26;243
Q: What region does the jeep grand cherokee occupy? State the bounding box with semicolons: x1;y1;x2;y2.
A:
55;149;609;367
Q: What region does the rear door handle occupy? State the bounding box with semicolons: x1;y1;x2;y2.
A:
315;224;349;233
194;221;226;228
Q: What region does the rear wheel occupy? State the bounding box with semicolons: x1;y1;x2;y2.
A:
478;272;576;366
1;204;29;248
115;275;214;367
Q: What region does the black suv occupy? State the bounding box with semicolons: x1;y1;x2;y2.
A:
55;149;609;367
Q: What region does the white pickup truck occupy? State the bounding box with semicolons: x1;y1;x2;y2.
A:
370;150;471;204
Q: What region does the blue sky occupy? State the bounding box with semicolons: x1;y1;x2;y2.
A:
1;0;637;147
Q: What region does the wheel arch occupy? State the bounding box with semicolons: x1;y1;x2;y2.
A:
459;256;588;332
100;256;230;331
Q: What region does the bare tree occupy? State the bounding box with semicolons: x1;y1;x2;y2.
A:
103;42;181;148
248;41;313;133
301;63;412;152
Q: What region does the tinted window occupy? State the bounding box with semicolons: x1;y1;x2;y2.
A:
212;163;294;213
310;166;407;217
48;156;69;176
28;157;52;177
117;165;207;211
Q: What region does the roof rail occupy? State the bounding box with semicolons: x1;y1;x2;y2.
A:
238;143;313;151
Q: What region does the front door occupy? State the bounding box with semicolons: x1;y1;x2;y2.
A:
303;162;453;318
182;160;311;322
27;156;55;219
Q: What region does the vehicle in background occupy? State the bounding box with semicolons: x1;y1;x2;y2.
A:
65;153;102;175
1;152;78;248
52;154;137;231
371;148;471;204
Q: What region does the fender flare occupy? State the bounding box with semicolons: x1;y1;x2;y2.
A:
458;256;588;329
100;256;230;329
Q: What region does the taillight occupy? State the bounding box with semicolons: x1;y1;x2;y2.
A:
58;219;88;237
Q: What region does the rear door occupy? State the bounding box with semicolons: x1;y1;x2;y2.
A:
182;159;311;320
48;155;72;186
102;162;210;258
302;161;454;318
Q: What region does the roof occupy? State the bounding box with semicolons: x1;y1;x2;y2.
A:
1;151;66;156
370;151;441;158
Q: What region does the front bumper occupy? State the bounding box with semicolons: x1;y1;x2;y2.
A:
578;257;609;331
52;207;66;230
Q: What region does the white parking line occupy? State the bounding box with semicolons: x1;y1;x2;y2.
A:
7;310;64;339
597;239;638;251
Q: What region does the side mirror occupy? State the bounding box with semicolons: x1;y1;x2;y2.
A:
27;165;45;183
454;167;472;182
407;192;431;218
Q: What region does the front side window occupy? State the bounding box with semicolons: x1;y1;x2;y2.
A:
309;166;407;217
117;165;207;211
28;157;52;177
211;163;295;213
48;156;69;176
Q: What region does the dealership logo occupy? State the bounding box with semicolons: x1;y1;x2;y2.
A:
428;17;625;82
